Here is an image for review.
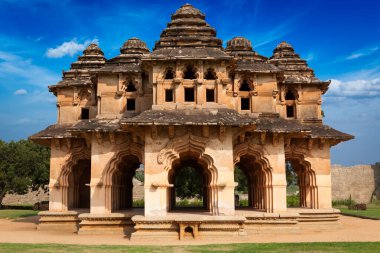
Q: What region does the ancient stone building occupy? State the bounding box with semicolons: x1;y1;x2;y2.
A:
31;4;353;238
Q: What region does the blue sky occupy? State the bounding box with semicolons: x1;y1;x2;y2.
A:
0;0;379;166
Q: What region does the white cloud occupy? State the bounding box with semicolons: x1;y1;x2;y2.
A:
0;50;59;87
14;89;27;95
346;46;378;60
45;38;98;58
327;78;380;98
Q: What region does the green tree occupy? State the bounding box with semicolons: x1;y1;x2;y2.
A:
174;166;202;199
0;139;50;206
234;166;248;193
286;161;298;186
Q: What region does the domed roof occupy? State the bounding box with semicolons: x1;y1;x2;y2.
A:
83;43;104;56
269;41;314;77
172;3;205;19
226;37;253;51
153;3;222;49
120;37;150;54
273;41;294;53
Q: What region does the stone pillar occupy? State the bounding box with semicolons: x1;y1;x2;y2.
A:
48;142;69;212
89;134;114;214
266;135;287;213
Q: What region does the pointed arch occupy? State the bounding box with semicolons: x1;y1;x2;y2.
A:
285;149;318;209
157;133;219;214
233;141;273;212
58;145;91;211
102;141;144;212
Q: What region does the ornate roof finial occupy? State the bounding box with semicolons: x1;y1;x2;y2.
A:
120;37;150;54
83;43;104;56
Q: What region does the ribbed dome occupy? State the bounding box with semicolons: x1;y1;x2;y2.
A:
172;3;205;19
226;37;253;51
68;43;106;71
83;43;104;56
154;3;222;49
120;37;150;54
269;41;314;77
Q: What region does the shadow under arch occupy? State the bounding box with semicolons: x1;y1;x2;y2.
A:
157;133;219;215
59;145;91;211
102;142;144;213
234;142;273;213
285;151;318;209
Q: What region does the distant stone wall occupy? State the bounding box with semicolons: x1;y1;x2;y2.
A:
331;163;380;203
2;188;49;205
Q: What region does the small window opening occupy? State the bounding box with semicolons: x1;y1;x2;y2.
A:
184;226;194;237
241;98;250;110
127;99;136;111
165;89;174;102
206;89;215;102
286;105;295;118
184;87;195;102
239;80;251;91
126;81;137;92
285;90;296;100
204;68;217;80
81;108;90;120
184;66;196;79
165;69;175;79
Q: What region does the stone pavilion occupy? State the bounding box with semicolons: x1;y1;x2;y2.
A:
31;4;353;239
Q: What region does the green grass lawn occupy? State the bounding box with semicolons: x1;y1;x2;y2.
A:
0;209;38;219
0;242;380;253
336;202;380;219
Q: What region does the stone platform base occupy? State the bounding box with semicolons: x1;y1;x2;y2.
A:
131;215;246;240
38;211;80;233
78;213;135;235
38;208;341;239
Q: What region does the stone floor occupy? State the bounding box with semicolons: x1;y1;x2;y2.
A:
0;215;379;245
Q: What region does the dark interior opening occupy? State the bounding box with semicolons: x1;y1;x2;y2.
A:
285;90;296;100
286;105;295;118
204;68;216;80
127;99;136;111
111;155;142;210
168;155;210;211
184;87;195;102
184;66;196;79
68;159;91;209
81;108;90;120
241;98;250;110
126;82;137;92
206;89;215;102
165;89;174;102
239;80;251;91
165;69;175;79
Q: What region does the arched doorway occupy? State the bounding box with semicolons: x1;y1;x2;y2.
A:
286;157;317;208
168;152;211;211
67;159;91;210
110;154;142;211
235;154;272;211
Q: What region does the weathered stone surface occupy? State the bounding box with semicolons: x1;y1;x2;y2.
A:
331;163;380;203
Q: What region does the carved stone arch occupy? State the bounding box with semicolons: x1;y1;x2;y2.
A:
285;149;318;209
204;68;217;80
284;86;299;101
233;141;274;212
157;133;219;214
163;67;175;79
58;144;91;211
181;64;199;79
102;141;144;212
238;77;254;92
60;145;91;188
122;75;141;93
